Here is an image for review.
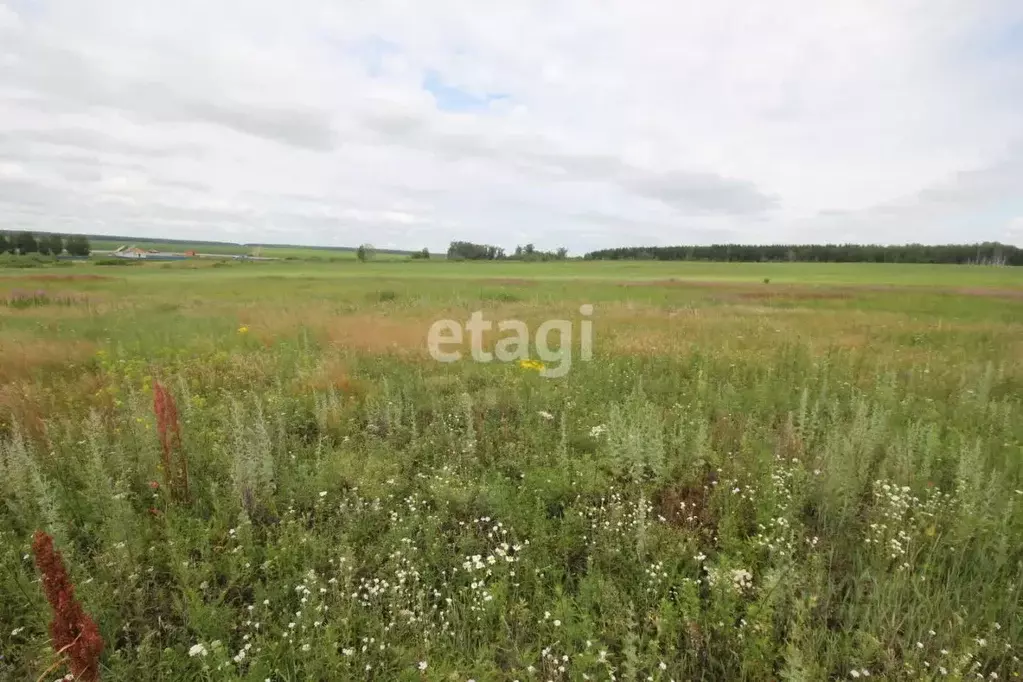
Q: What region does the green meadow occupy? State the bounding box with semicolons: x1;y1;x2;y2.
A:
1;258;1022;680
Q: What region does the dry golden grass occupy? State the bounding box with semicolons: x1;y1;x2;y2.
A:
0;380;48;440
0;336;96;384
0;336;100;444
323;314;435;355
183;297;1023;374
0;371;110;444
233;303;553;357
291;353;373;398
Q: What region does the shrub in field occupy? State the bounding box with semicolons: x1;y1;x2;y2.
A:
32;531;104;681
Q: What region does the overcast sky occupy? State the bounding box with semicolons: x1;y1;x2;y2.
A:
2;0;1022;253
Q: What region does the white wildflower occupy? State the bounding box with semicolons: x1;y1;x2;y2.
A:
731;568;753;592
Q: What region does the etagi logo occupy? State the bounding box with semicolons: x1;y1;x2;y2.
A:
426;304;594;378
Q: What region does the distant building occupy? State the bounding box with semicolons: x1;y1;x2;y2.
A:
113;245;187;261
114;245;149;259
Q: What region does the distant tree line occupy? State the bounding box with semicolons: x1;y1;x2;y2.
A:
447;241;505;260
447;241;569;261
0;231;91;257
583;242;1022;266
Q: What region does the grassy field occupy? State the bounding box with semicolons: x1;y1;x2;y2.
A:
1;259;1022;681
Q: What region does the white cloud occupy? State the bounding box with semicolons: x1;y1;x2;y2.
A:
1;0;1021;252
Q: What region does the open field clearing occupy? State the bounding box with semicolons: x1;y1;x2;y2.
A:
113;259;1023;286
1;260;1022;681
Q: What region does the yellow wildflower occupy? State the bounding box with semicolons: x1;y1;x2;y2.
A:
238;326;249;334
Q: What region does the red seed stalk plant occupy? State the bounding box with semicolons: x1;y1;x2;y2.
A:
153;380;189;502
32;531;104;682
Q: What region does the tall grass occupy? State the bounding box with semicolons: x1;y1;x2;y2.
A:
1;333;1020;680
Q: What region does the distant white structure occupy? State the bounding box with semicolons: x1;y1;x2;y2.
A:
114;245;149;259
112;244;188;261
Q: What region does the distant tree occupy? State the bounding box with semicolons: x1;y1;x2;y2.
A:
65;235;91;257
556;247;568;260
46;234;64;256
446;241;505;260
15;231;38;255
410;247;430;260
356;243;375;262
0;232;10;254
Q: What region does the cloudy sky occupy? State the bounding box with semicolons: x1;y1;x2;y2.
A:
1;0;1022;253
